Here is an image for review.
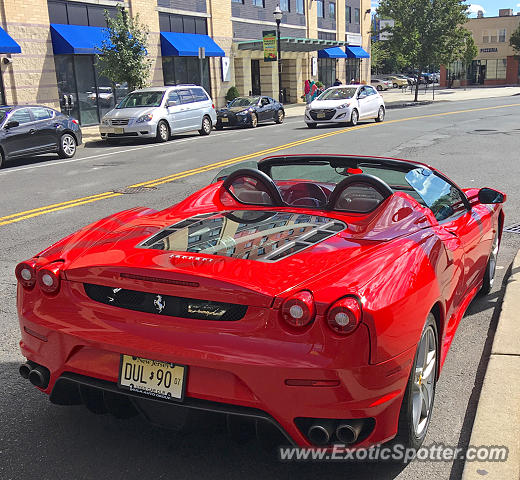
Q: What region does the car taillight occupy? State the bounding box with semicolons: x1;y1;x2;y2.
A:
327;297;361;335
71;119;79;125
15;260;38;289
281;291;316;328
36;263;63;294
212;104;215;109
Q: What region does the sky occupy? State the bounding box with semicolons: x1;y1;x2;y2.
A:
370;1;520;18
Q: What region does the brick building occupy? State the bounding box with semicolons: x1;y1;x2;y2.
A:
0;0;371;125
441;9;520;88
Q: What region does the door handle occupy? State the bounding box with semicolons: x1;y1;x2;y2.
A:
29;129;36;135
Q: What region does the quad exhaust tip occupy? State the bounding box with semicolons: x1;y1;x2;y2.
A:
336;419;364;444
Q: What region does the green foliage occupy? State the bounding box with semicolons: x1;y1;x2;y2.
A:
510;24;520;55
377;0;472;100
371;40;406;74
96;5;152;92
225;86;240;101
315;81;324;88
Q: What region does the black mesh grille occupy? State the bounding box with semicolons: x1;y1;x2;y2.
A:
84;284;247;321
309;109;336;120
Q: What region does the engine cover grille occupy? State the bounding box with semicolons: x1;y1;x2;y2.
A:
84;283;248;321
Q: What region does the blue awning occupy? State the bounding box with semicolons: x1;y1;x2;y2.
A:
345;46;370;59
50;24;108;55
0;27;21;54
318;47;348;59
160;32;225;57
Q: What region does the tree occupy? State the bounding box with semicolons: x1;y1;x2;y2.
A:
462;33;477;85
377;0;472;101
370;41;388;74
96;6;152;92
510;24;520;55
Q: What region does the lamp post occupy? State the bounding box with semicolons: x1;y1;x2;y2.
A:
273;5;283;103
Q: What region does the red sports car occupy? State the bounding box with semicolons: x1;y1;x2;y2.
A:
16;155;505;450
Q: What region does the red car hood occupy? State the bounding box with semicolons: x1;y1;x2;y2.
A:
59;194;431;307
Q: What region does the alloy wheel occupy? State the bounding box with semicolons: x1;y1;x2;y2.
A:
251;114;258;128
61;134;76;157
487;234;499;288
350;110;358;126
411;325;437;437
159;122;169;141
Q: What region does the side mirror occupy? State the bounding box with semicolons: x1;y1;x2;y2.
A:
4;120;19;129
478;187;506;204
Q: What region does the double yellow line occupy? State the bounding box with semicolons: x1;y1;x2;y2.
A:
1;102;519;227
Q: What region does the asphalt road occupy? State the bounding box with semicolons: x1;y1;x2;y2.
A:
1;96;520;480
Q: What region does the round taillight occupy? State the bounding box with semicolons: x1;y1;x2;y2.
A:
327;297;361;334
36;263;63;294
15;260;37;289
281;291;316;328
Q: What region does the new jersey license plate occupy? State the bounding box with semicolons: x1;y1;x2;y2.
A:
118;355;187;401
114;127;124;134
317;112;326;119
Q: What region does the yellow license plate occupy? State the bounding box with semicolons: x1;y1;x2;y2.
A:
221;117;229;123
118;355;187;401
317;113;326;119
114;127;124;134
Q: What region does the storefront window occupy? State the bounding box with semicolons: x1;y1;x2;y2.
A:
162;56;211;94
318;58;336;88
345;58;360;83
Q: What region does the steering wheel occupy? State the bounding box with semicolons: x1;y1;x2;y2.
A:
283;182;328;207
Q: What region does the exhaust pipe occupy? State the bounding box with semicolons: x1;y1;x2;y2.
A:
307;420;335;446
28;365;50;389
19;362;35;379
335;419;364;445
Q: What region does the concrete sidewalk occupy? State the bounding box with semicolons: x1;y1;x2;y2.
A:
79;85;520;142
462;251;520;480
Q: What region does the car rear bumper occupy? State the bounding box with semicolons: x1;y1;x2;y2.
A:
18;283;414;448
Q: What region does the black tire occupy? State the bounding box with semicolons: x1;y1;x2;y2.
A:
250;113;258;128
480;232;500;295
275;109;285;124
376;85;383;91
349;109;359;126
215;124;224;130
106;138;120;145
199;115;212;136
393;83;398;88
393;313;438;452
156;120;170;143
58;133;77;159
307;123;317;129
0;149;4;168
375;106;385;123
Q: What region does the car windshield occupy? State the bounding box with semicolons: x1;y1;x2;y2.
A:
317;88;358;101
228;97;260;107
117;91;165;109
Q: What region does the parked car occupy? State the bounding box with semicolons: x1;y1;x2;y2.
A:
305;85;385;128
216;96;284;129
99;85;216;144
371;78;391;91
384;75;408;88
16;154;505;450
0;105;82;168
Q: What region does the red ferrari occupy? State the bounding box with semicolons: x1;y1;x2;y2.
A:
16;155;505;450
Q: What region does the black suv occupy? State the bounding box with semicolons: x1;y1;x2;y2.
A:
0;105;82;168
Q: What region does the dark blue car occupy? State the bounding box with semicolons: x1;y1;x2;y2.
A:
216;96;284;129
0;105;82;168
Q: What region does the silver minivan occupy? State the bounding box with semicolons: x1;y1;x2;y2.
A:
99;85;217;143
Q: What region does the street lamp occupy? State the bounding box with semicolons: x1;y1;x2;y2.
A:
273;5;283;103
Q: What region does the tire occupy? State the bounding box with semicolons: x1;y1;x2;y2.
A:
250;113;258;128
349;109;359;126
393;314;438;452
275;109;284;124
480;232;500;295
375;106;385;123
215;124;224;130
307;123;317;129
106;138;120;145
199;115;212;136
58;133;77;159
376;85;383;91
0;149;4;169
155;120;170;143
393;83;398;88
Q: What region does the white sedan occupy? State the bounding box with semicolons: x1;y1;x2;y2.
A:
305;85;386;128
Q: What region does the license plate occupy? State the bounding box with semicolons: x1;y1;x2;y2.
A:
114;127;124;134
317;113;326;119
221;117;229;123
118;355;187;401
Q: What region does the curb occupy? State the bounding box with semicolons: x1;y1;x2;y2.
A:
461;251;520;480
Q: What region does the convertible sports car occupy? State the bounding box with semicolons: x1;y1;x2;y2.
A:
215;96;284;129
16;155;505;450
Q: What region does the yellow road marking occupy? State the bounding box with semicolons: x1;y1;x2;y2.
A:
1;102;519;227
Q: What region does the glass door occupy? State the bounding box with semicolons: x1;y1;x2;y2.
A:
74;55;99;125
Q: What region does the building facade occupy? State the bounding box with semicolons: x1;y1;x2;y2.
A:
0;0;372;125
441;9;520;87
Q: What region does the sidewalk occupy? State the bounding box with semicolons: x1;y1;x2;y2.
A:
462;251;520;480
79;86;520;143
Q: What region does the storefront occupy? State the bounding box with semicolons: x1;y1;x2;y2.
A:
50;24;128;125
318;47;348;87
0;26;21;105
345;45;370;83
